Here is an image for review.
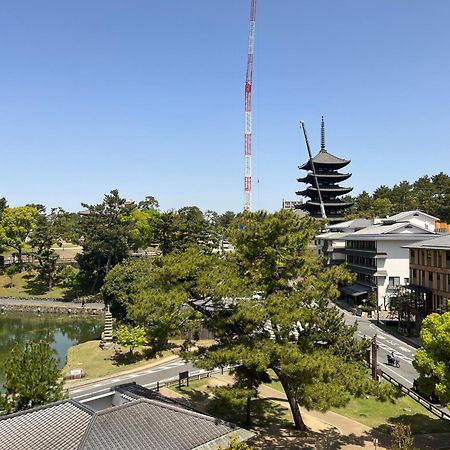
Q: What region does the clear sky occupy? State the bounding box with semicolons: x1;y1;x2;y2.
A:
1;1;450;213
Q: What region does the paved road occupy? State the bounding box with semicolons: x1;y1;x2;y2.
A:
70;358;199;401
339;306;419;388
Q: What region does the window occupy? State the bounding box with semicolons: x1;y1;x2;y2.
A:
412;269;417;278
388;277;400;288
429;272;433;282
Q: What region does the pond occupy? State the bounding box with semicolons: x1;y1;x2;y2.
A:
0;312;103;387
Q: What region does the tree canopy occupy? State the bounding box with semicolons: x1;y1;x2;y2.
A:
347;172;450;221
104;210;387;429
0;341;65;415
0;205;39;269
413;311;450;407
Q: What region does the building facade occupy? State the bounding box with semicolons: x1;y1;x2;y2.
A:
340;211;438;309
296;117;353;221
406;234;450;313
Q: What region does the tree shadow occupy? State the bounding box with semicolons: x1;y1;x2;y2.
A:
22;276;51;296
111;350;146;366
250;427;390;450
373;413;450;435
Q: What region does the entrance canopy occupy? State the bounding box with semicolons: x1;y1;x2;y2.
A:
340;283;373;298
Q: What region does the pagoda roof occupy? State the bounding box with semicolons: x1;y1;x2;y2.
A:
300;200;353;211
296;186;353;196
297;172;351;183
299;149;350;170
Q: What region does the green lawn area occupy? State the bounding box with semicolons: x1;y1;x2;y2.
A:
64;340;179;380
0;272;70;299
170;378;291;430
264;379;450;434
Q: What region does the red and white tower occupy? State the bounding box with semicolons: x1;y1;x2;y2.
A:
244;0;256;211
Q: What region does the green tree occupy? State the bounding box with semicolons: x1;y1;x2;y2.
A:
101;258;154;321
371;198;394;217
0;197;7;220
5;264;16;288
0;341;65;414
0;206;38;270
114;325;147;354
213;366;270;425
218;435;254;450
76;190;136;291
390;424;415;450
413;312;450;407
120;211;386;430
29;209;64;290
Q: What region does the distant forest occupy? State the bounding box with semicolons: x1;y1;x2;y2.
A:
343;172;450;222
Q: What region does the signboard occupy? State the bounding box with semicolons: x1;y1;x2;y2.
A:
179;371;189;388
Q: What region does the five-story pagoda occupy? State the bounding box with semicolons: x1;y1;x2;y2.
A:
296;117;353;221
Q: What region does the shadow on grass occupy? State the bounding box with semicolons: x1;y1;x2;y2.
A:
111;350;146;366
22;275;50;296
374;413;450;435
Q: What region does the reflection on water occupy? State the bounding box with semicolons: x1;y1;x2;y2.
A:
0;312;102;387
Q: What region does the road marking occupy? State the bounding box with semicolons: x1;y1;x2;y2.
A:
93;384;103;388
398;346;411;353
111;378;123;382
143;369;157;374
71;388;83;393
379;363;413;385
128;374;138;378
377;335;386;340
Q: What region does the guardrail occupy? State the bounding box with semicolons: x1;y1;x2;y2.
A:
145;366;232;392
368;362;450;421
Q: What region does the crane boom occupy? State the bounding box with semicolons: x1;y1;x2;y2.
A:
244;0;256;211
300;121;327;219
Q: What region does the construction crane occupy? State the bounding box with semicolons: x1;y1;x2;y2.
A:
300;121;327;219
244;0;256;211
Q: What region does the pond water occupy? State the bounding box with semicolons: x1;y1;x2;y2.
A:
0;312;103;387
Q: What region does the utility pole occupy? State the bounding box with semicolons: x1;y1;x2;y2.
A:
371;335;379;381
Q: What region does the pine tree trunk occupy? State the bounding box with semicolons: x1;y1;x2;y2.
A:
273;367;306;430
246;396;251;425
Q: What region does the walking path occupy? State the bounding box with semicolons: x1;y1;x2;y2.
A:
210;374;450;450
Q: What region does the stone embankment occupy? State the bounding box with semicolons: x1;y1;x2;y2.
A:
0;297;105;315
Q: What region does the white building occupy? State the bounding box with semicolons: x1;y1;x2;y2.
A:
315;219;374;265
339;211;439;309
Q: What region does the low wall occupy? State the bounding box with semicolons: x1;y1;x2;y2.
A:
0;301;104;316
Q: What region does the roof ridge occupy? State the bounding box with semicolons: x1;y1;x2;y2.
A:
0;398;93;421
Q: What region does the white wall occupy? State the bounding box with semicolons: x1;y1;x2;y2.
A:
376;240;411;309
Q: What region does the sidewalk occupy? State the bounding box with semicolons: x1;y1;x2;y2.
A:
335;299;422;348
210;375;450;450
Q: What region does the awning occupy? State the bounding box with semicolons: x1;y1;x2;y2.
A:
405;284;431;294
340;283;373;297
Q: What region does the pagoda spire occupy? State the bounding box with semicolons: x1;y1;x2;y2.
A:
320;116;326;152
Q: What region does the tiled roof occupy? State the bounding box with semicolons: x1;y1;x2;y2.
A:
405;234;450;249
115;383;198;412
79;399;240;450
330;219;373;230
0;400;93;450
347;221;435;238
299;150;350;168
383;210;438;222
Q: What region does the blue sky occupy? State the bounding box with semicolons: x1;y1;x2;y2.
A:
1;1;450;213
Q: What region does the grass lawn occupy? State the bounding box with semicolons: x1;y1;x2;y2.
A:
64;340;179;380
0;272;70;299
170;378;291;430
264;379;450;434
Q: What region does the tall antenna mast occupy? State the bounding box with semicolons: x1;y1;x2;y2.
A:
244;0;256;211
300;121;327;219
